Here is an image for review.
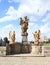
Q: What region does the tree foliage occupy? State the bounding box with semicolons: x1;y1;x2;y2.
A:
3;37;9;43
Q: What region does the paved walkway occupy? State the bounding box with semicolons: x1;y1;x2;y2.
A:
0;57;50;65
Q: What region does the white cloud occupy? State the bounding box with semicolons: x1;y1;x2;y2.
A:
0;0;50;41
0;6;17;22
42;14;50;22
6;6;17;16
29;16;37;22
0;24;22;42
29;22;39;30
0;22;39;42
4;24;13;29
40;23;50;34
0;0;50;22
28;22;40;41
7;0;50;25
0;24;13;39
0;16;15;22
8;0;50;16
1;22;49;42
16;4;33;18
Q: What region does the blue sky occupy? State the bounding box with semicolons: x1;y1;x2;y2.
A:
0;0;50;42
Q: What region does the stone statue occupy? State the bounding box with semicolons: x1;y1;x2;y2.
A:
20;16;28;35
9;31;15;44
34;30;41;45
38;30;41;40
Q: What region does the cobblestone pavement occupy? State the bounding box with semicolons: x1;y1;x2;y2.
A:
0;56;50;65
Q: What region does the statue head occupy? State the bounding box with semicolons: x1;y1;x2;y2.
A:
24;16;27;19
20;17;22;20
35;31;37;33
24;16;28;21
38;30;40;33
9;31;15;39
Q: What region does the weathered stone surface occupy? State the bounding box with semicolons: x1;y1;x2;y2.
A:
21;44;31;53
0;46;6;56
31;44;44;55
31;45;40;54
22;35;27;42
44;46;50;56
22;35;28;44
0;45;50;57
6;44;21;55
6;43;31;55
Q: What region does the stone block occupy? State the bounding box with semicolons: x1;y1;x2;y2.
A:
6;44;21;55
22;42;28;44
22;35;27;42
22;45;28;53
22;44;31;53
31;45;43;55
0;46;6;56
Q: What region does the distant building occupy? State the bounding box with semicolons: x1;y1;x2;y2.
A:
0;38;6;46
42;36;50;43
0;38;2;46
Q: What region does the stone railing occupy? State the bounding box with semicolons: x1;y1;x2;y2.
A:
44;46;50;56
0;45;50;56
0;46;6;56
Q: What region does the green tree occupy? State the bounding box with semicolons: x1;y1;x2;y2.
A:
3;37;9;43
48;39;50;43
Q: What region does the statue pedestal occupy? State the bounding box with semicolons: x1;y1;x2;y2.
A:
31;45;40;54
31;45;44;56
22;35;28;44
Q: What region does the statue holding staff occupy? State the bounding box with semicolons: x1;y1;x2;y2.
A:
20;16;28;35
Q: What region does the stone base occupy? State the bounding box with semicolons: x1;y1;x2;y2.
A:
21;44;31;53
7;53;45;57
31;45;40;54
22;33;28;36
31;45;44;55
6;44;21;55
0;47;6;56
6;43;31;55
22;35;28;44
6;43;44;56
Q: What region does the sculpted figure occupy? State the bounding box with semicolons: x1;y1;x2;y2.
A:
20;16;28;35
38;30;41;40
34;31;38;45
34;30;41;45
9;31;15;44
